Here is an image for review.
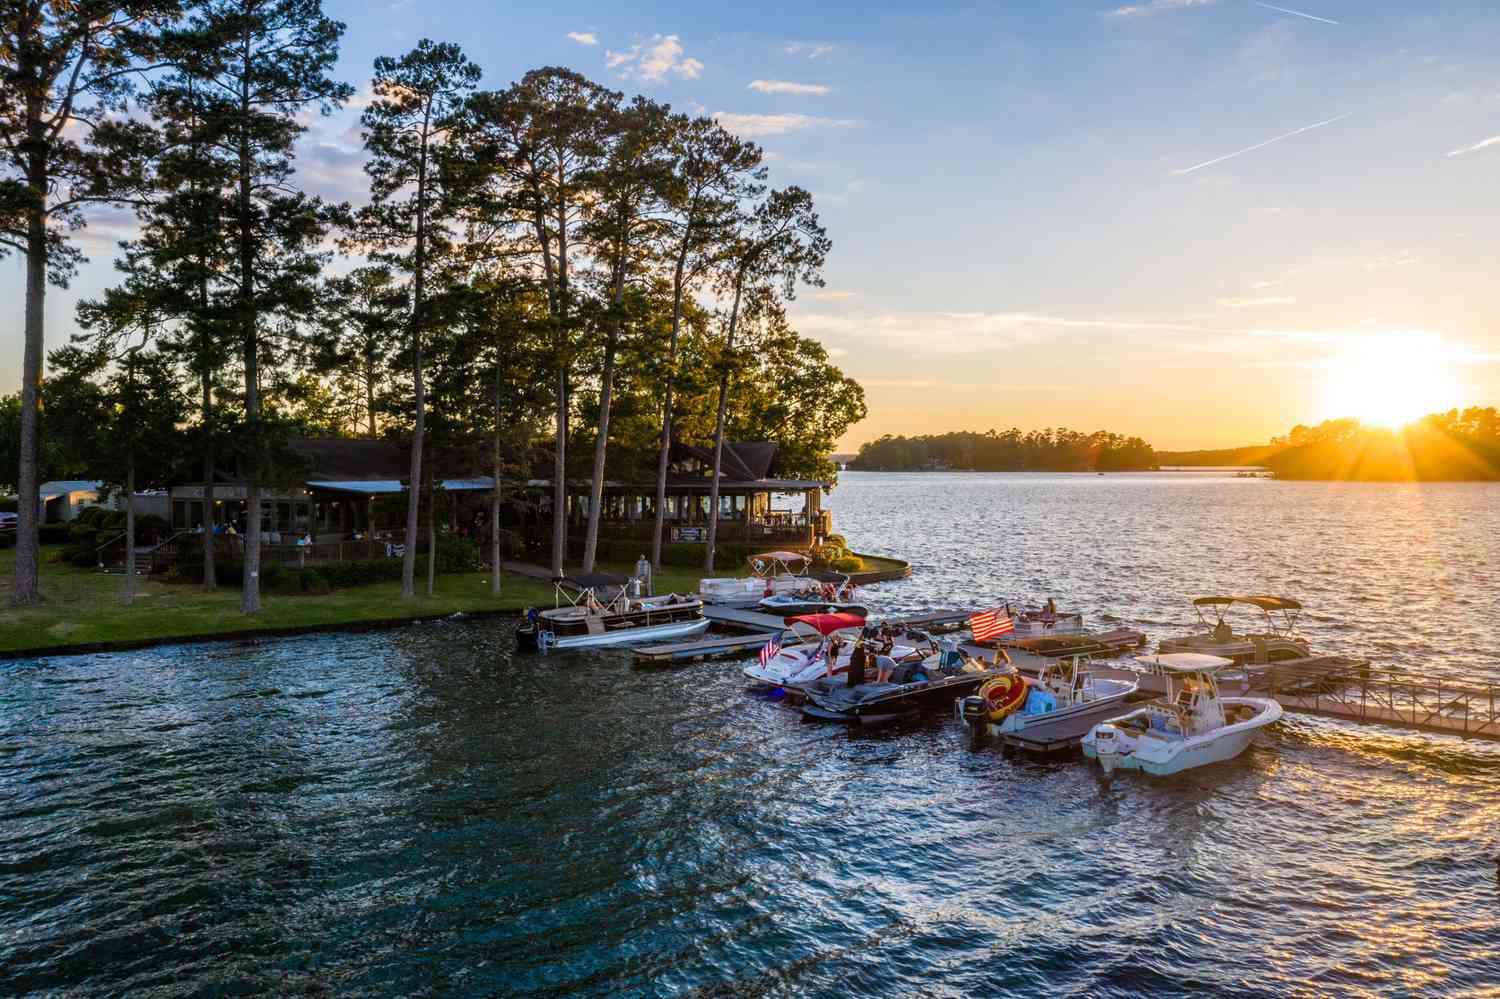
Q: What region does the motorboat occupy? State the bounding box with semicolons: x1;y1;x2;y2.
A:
1081;653;1282;776
742;618;927;691
997;629;1147;660
757;593;867;619
517;574;708;652
1009;604;1086;638
698;550;823;606
798;642;1002;725
959;656;1139;747
1158;595;1310;665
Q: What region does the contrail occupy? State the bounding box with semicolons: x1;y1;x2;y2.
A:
1255;2;1339;24
1172;111;1352;175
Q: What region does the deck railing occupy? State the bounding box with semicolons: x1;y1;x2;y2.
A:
1257;660;1500;740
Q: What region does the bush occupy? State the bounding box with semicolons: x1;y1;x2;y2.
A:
825;533;848;549
830;555;864;573
40;524;73;545
317;558;405;588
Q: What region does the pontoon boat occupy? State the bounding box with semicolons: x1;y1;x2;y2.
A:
1159;595;1310;664
517;574;708;652
698;551;822;606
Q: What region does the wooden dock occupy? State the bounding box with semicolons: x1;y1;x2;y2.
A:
1255;661;1500;741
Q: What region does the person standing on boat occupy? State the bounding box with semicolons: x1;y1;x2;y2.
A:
847;640;867;688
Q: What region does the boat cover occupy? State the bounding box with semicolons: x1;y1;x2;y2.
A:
1193;595;1302;611
786;612;864;635
555;572;630;590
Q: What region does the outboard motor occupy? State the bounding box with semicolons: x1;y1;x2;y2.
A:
958;695;990;744
515;608;541;653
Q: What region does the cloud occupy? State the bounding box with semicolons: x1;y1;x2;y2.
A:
804;290;856;300
784;42;834;59
1446;134;1500;157
748;79;831;96
713;112;856;137
792;310;1239;357
1251;280;1284;290
1364;253;1418;271
606;34;703;82
1108;0;1214;16
566;31;598;46
1218;296;1296;308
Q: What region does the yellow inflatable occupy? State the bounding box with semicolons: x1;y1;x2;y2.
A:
976;673;1028;724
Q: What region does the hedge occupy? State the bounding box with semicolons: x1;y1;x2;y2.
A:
167;534;485;592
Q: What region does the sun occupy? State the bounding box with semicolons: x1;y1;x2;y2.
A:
1319;332;1463;428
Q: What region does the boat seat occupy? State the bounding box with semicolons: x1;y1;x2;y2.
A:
586;617;605;635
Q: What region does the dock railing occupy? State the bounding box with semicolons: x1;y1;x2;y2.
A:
1257;659;1500;740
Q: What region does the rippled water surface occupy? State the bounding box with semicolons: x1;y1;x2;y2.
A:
4;472;1500;996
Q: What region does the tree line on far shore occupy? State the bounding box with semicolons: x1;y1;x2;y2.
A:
0;2;866;612
1155;408;1500;480
847;429;1157;473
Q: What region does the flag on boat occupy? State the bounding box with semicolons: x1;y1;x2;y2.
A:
969;608;1015;642
759;637;782;667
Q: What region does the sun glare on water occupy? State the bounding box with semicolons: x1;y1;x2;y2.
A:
1320;332;1463;428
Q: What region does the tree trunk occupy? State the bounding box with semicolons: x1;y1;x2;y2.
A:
582;284;623;573
200;367;216;590
426;475;436;596
704;273;746;573
550;191;571;578
13;174;46;606
650;243;691;570
491;360;502;596
122;462;137;604
402;110;432;599
365;353;377;438
237;35;261;616
403;344;424;597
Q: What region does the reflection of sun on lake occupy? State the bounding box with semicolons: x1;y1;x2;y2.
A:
1320;331;1465;428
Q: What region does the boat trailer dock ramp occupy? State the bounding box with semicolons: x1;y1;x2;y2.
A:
631;608;974;665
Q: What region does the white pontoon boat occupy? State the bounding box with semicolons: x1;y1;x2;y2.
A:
517;574;708;652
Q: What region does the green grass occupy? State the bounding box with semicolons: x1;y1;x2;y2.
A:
0;547;712;655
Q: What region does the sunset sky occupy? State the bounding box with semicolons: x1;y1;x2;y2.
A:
3;0;1497;451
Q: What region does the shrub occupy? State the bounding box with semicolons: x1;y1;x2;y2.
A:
830;555;864;573
299;569;332;595
317;558;405;588
40;524;73;545
825;533;848;549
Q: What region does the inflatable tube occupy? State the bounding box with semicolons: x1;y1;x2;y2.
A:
976;674;1028;724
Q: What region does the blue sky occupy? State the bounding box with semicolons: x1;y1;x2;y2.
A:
5;0;1499;449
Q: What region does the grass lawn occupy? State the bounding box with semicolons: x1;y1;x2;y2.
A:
0;546;712;656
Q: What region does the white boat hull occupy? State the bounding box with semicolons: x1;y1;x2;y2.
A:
551;617;709;649
988;683;1136;742
1082;696;1282;776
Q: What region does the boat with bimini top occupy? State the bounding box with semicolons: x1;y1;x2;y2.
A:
698;551;823;607
1081;653;1282;776
1159;595;1311;665
517;574;708;652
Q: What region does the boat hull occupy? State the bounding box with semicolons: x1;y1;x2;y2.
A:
799;672;997;724
985;686;1137;744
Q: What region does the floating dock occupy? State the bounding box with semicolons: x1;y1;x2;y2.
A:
634;608;975;666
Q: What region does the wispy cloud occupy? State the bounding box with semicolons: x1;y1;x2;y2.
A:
804;290;857;300
784;41;834;59
606;34;703;82
1108;0;1214;17
1364;253;1418;271
1251;280;1284;290
1171;111;1351;175
1446;134;1500;158
1218;296;1296;308
566;31;598;46
748;79;831;96
1254;2;1339;24
713;112;856;138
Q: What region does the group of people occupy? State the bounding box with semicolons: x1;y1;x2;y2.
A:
826;621;908;687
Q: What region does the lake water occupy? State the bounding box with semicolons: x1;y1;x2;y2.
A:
3;471;1499;996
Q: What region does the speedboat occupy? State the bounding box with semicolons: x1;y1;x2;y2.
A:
959;656;1138;747
699;550;823;606
1081;653;1282;776
742;619;927;691
517;574;708;651
757;593;867;619
798;642;1001;725
1158;595;1311;665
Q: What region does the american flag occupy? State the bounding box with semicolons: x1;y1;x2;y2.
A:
969;608;1015;642
759;637;782;668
